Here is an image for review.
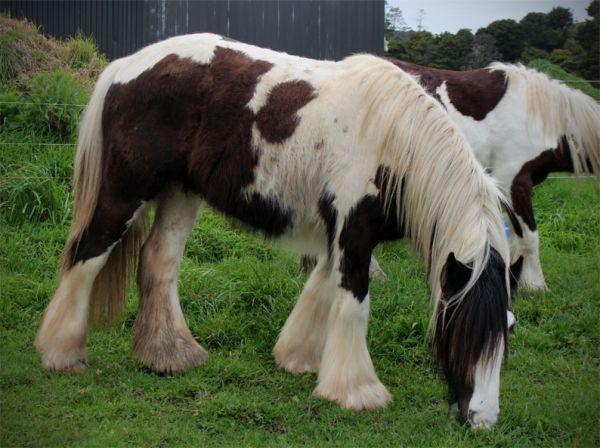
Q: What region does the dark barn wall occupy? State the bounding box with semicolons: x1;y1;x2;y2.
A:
1;0;384;60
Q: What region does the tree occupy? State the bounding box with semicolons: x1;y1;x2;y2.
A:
587;0;599;18
465;33;502;69
520;12;562;52
550;48;577;72
385;6;409;40
429;29;474;70
392;31;437;66
547;7;573;29
520;47;549;64
575;1;600;80
478;19;523;61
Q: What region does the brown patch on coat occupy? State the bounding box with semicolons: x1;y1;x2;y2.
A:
386;59;507;121
68;46;297;271
314;140;325;150
255;80;316;143
510;136;573;231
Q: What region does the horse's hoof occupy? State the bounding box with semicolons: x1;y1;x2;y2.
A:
39;349;88;373
134;336;208;375
313;378;392;410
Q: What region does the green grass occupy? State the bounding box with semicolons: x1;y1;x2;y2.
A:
527;59;600;101
1;139;599;446
1;53;599;446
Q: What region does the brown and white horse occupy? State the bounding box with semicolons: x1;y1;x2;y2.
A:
388;60;600;290
36;34;514;428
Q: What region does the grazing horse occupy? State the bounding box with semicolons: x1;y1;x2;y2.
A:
388;60;600;290
36;34;514;428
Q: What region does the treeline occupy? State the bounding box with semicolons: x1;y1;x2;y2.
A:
385;0;599;82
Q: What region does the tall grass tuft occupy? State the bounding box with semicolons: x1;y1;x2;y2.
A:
0;30;21;84
16;70;87;141
0;159;72;225
65;30;100;69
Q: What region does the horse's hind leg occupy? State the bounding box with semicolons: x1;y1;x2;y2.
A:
273;256;335;373
35;194;144;372
133;186;207;374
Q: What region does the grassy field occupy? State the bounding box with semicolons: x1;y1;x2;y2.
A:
1;17;599;447
1;141;600;447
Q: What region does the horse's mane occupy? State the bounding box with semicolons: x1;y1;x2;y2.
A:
338;55;510;331
489;62;600;177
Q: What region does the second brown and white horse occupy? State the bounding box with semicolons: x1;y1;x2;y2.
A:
389;60;600;290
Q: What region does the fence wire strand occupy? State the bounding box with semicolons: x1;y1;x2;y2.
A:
0;101;87;108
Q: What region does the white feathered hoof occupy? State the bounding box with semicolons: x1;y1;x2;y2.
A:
519;264;548;291
467;406;499;430
273;341;320;374
35;333;88;373
313;375;392;410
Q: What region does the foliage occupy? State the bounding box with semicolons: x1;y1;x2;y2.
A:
0;16;108;90
519;12;564;52
520;46;549;64
384;1;599;88
464;33;501;69
547;6;574;29
385;5;409;40
0;29;21;83
65;30;99;69
11;70;87;141
574;5;599;80
478;19;524;61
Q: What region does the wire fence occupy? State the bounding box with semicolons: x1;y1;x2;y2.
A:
0;101;86;108
1;80;599;184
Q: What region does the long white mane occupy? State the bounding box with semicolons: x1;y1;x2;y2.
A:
339;56;510;327
490;62;600;176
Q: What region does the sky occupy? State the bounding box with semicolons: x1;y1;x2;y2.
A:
386;0;591;34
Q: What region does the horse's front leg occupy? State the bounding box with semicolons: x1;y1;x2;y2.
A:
273;256;335;374
312;239;391;410
508;175;547;291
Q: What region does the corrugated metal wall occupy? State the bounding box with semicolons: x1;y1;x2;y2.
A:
1;0;384;60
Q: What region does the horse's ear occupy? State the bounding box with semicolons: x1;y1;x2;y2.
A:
441;252;472;297
509;256;524;294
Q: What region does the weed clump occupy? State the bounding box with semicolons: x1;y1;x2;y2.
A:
24;70;87;141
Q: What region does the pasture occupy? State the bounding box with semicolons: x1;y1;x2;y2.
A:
1;141;599;445
1;15;599;448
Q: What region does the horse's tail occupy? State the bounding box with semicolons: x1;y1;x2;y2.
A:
490;62;600;177
62;60;149;326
